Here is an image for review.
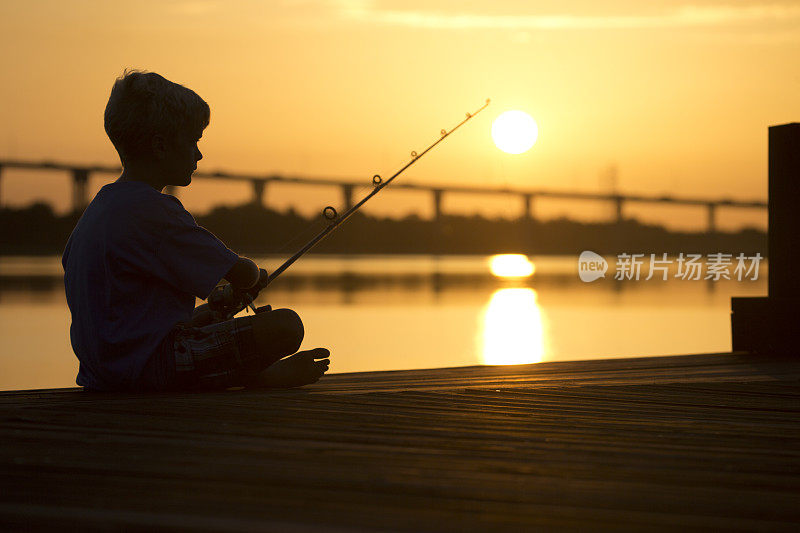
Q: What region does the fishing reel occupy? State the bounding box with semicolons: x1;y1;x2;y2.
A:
207;268;271;320
207;284;253;320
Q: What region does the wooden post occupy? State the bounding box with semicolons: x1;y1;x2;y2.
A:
731;123;800;355
71;168;89;213
768;123;800;299
0;164;3;208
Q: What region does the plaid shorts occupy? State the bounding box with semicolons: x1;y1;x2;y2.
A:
139;307;301;391
168;317;264;390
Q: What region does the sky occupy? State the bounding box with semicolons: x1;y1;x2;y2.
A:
1;0;798;229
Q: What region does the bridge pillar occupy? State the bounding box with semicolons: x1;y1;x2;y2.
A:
71;168;89;212
522;194;535;221
251;180;267;206
706;203;717;233
342;184;354;212
613;196;624;223
432;189;444;220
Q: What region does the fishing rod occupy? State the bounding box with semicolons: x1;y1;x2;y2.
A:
211;99;490;318
265;98;491;286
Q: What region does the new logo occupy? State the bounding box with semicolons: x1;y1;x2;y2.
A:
578;251;608;282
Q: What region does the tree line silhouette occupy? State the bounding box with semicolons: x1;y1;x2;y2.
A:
0;202;766;257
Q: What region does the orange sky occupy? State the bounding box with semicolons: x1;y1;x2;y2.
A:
1;0;798;230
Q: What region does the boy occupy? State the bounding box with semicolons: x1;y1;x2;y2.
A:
62;69;330;391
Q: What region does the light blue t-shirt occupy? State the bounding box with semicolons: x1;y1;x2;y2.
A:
62;181;239;391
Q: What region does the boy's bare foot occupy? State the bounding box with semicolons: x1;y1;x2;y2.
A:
248;348;330;389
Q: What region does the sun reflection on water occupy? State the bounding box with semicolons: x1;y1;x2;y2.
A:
480;288;546;365
488;254;534;278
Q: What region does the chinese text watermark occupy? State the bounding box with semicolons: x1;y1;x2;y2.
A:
578;252;762;282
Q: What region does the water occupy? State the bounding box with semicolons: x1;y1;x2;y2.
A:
0;255;767;391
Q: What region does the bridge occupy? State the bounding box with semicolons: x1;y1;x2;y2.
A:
0;159;767;232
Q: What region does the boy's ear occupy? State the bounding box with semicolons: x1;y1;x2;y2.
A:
151;134;168;160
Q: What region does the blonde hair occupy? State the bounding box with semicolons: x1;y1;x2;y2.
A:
104;69;210;160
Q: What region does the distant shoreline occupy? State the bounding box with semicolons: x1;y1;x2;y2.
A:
1;202;767;257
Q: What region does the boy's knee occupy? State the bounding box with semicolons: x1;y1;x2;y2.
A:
273;308;304;350
252;308;303;355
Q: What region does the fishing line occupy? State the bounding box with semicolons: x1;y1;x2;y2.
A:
272;210;329;255
274;176;376;257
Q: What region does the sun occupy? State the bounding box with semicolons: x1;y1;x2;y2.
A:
491;110;538;154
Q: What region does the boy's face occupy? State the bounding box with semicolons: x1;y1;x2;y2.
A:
162;131;203;187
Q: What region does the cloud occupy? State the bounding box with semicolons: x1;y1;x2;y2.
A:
333;3;800;30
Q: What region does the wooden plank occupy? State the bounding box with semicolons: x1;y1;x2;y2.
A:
2;352;800;531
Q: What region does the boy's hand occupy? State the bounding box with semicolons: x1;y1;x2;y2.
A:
225;258;260;290
247;268;270;297
207;268;269;319
191;303;218;327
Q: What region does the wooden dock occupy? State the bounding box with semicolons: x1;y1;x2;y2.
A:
2;352;800;531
